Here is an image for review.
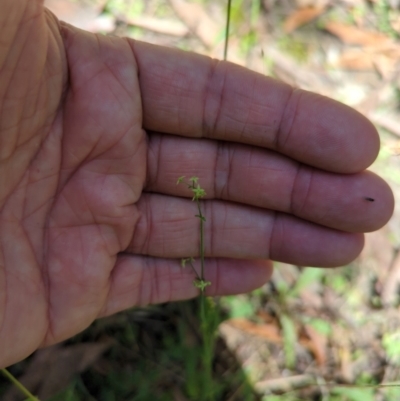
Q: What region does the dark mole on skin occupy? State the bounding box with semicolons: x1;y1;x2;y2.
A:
364;197;375;202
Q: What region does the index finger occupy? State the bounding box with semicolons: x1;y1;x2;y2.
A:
130;40;379;173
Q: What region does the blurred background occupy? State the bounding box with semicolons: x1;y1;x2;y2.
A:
2;0;400;400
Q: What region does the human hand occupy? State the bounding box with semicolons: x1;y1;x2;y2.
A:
0;0;393;367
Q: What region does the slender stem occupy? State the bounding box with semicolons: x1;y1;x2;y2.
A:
196;197;213;399
197;200;205;281
224;0;232;61
200;296;213;400
1;368;39;400
188;260;201;281
178;177;214;398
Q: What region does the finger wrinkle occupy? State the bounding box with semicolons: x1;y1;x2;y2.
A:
144;196;153;256
213;141;232;199
202;58;227;139
212;258;221;297
267;211;278;261
109;37;137;103
276;86;299;153
145;133;162;190
22;195;53;222
234;77;256;143
132;196;152;255
102;65;132;118
290;164;312;216
149;258;161;306
166;262;173;303
205;200;215;258
136;258;147;307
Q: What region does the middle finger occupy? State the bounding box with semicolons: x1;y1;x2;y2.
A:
145;133;393;233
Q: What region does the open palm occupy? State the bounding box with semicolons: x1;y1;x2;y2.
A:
0;0;393;367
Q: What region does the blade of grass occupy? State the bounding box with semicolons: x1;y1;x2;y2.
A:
1;368;39;401
224;0;232;61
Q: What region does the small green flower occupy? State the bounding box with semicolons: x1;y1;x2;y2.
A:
177;175;211;292
191;186;206;200
193;279;211;292
176;176;186;185
181;257;195;268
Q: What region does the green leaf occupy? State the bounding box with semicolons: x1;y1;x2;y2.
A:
280;314;297;369
383;332;400;365
223;295;255;319
381;385;400;400
331;386;375;401
289;267;325;297
308;318;332;336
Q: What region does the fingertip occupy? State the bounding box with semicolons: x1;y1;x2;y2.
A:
327;231;366;267
271;214;365;267
206;259;274;296
342;107;380;173
281;90;381;173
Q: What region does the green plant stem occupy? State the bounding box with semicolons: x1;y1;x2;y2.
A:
223;0;232;61
200;296;214;401
177;176;214;399
194;185;213;400
196;191;212;398
197;200;205;281
1;368;39;401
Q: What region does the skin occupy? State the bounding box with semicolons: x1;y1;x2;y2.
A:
0;0;394;368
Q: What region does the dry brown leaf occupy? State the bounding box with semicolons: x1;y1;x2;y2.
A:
370;113;400;138
168;0;219;48
373;54;399;79
256;310;278;324
124;16;188;37
227;318;282;343
45;0;114;32
284;6;326;33
300;324;327;366
172;385;190;401
334;47;399;78
325;21;392;47
4;342;111;401
332;324;354;382
338;346;354;383
390;15;400;34
382;249;400;306
226;317;328;365
295;0;330;6
357;228;394;288
255;374;316;394
335;49;375;70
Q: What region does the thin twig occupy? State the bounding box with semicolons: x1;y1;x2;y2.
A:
223;0;232;61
